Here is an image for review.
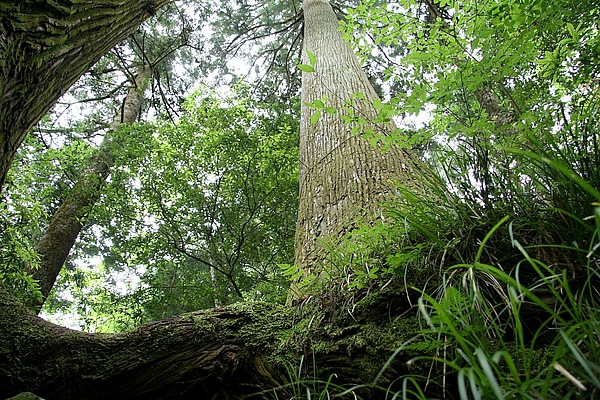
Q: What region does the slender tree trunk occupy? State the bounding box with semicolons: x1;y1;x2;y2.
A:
475;86;518;129
0;0;170;194
30;67;152;310
292;0;430;299
210;265;220;307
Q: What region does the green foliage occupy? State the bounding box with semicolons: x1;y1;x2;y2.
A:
203;0;305;100
317;189;598;398
0;221;41;308
44;261;145;332
1;2;598;398
0;196;42;308
287;0;600;396
408;211;600;399
266;355;357;400
326;0;600;286
0;133;95;308
43;85;299;329
297;50;317;73
304;94;337;126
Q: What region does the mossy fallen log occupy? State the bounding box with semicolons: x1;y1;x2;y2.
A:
0;286;425;399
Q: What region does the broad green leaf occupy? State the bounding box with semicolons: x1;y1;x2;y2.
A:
306;49;316;66
310;110;322;125
297;64;315;72
372;99;383;111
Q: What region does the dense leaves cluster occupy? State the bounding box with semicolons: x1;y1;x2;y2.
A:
43;87;299;330
316;0;600;397
335;0;599;275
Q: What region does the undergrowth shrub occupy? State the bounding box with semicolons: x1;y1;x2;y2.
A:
297;125;600;398
376;154;598;399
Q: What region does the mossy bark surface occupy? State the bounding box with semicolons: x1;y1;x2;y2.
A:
0;285;422;399
0;0;170;193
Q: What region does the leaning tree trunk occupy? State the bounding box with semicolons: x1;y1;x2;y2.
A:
292;0;430;299
30;66;152;311
0;284;422;399
0;0;170;194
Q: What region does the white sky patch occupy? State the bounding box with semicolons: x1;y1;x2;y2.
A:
40;310;85;330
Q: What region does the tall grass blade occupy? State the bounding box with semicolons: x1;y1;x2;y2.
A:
560;330;600;389
506;148;600;201
475;347;503;399
475;215;511;264
553;362;588;391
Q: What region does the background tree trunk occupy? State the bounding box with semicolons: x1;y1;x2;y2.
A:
30;67;152;311
293;0;430;298
0;0;170;194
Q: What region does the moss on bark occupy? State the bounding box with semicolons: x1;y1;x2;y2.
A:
0;283;427;399
0;0;171;193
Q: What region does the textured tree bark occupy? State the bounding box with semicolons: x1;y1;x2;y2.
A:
0;285;291;399
293;0;430;298
30;67;152;310
475;86;518;130
0;285;420;399
0;0;171;194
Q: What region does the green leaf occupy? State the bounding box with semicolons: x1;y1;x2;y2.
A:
310;110;322;125
372;99;383;111
297;64;315;73
306;49;317;66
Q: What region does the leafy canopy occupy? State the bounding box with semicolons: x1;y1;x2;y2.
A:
42;85;299;330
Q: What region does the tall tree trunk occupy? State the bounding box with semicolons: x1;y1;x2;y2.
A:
30;67;152;310
292;0;430;298
0;0;170;194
